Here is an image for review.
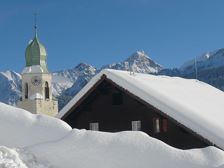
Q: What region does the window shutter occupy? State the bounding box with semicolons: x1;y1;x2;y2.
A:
153;118;160;133
162;119;168;132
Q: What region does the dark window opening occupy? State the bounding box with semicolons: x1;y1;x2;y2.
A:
25;83;28;99
45;82;49;99
112;92;123;105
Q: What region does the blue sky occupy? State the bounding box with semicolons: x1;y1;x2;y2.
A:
1;0;224;72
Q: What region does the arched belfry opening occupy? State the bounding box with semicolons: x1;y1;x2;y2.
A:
25;83;28;99
45;81;49;99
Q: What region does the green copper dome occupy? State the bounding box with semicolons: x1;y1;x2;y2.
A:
25;34;48;73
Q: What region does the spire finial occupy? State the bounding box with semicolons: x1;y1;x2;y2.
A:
34;13;38;37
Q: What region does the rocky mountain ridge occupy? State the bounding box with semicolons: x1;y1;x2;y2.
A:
1;49;224;109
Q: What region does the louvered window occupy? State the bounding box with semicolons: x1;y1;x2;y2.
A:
89;122;99;131
132;120;141;131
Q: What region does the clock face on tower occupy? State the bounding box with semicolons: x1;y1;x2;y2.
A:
31;76;42;86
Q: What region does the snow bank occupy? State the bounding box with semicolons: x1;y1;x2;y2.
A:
0;146;49;168
0;146;27;168
28;129;224;168
0;103;71;147
0;130;223;168
0;103;224;168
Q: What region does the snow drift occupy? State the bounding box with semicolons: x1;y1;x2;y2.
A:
0;102;71;147
0;146;50;168
28;129;224;168
0;103;224;168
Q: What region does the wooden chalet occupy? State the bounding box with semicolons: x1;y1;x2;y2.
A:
58;69;224;150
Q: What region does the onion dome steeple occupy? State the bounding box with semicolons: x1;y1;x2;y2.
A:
25;16;48;73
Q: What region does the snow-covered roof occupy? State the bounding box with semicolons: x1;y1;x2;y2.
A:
58;69;224;149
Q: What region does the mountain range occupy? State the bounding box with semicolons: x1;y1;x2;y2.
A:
1;49;224;110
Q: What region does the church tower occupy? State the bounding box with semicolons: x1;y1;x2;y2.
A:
17;21;58;117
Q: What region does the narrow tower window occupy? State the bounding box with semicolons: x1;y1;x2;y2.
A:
45;82;49;99
25;83;28;99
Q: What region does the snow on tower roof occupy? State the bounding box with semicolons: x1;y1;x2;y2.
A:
22;65;46;74
58;69;224;149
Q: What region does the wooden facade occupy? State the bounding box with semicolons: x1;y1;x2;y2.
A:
62;77;211;149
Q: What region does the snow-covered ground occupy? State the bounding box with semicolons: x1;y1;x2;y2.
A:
0;146;50;168
0;103;70;148
29;130;224;168
0;102;224;168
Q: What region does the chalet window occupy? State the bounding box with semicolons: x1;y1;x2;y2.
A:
132;120;141;131
89;122;99;131
153;118;160;133
25;83;28;99
45;82;49;99
112;92;123;105
153;118;168;133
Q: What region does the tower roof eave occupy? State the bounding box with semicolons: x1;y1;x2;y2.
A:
22;65;49;74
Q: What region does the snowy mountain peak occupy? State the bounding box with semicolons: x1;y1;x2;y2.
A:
128;50;149;60
54;63;96;81
180;48;224;72
125;51;155;65
102;51;162;74
52;63;97;98
76;62;92;69
74;63;96;76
